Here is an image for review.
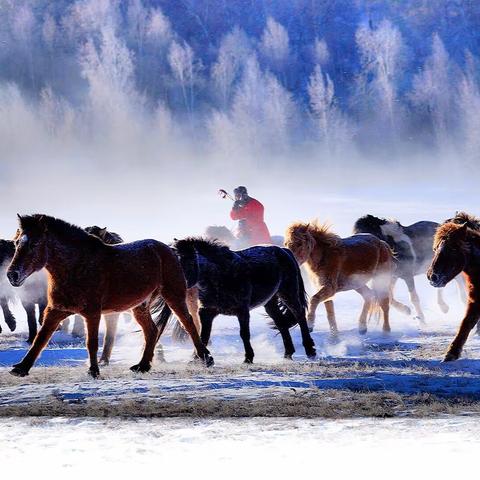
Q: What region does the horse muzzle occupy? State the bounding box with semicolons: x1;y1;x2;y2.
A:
7;269;27;287
428;272;447;288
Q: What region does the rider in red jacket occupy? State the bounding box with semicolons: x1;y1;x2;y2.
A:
230;186;271;247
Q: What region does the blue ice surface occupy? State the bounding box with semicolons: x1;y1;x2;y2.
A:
0;347;87;367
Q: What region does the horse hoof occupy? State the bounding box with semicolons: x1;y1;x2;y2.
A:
6;318;16;332
130;363;151;373
358;328;367;335
99;358;110;366
307;352;317;360
88;366;100;378
243;358;253;364
283;354;293;360
443;352;459;362
10;364;28;377
383;328;391;335
204;354;215;367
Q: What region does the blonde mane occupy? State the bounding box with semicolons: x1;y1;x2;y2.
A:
286;220;342;251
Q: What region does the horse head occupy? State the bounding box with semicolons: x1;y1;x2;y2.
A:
173;238;200;288
7;214;49;287
284;222;316;265
428;222;468;288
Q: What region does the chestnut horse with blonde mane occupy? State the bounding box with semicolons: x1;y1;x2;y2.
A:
6;214;213;377
428;221;480;361
285;221;394;335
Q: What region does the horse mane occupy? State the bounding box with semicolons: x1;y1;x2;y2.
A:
19;214;103;245
444;211;480;231
433;222;474;251
287;220;342;251
353;214;388;234
174;237;233;258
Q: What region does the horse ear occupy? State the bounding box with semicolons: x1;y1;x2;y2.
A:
16;213;22;224
100;227;107;236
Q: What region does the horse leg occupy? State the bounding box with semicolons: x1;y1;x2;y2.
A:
71;314;85;337
84;313;101;378
22;301;38;344
264;298;295;359
161;287;214;367
198;308;216;347
278;292;316;359
373;276;392;333
444;300;480;361
324;300;339;337
130;304;158;373
186;287;201;333
389;278;411;316
355;286;373;335
37;301;47;325
437;288;449;314
10;308;68;377
237;309;254;364
307;285;335;331
455;274;468;305
99;313;119;366
1;296;16;332
404;276;426;325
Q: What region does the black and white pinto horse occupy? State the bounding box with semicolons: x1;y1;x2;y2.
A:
156;238;316;363
61;226;124;365
0;239;47;343
353;215;466;322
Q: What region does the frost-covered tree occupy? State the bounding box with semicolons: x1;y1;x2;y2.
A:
457;51;480;165
79;25;141;140
308;65;352;154
210;55;295;159
356;20;404;135
410;34;453;148
260;17;290;79
168;40;200;115
211;27;251;107
314;38;330;65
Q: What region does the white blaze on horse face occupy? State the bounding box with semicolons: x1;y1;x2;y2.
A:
19;234;28;247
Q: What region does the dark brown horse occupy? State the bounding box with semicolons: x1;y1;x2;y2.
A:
62;225;125;365
428;221;480;361
6;214;213;377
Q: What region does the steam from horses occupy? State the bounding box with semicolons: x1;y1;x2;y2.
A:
0;1;478;342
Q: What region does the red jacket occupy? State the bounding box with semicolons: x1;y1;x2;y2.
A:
230;197;271;246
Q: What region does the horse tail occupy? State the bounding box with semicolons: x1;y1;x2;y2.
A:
270;248;309;330
283;247;308;310
150;295;174;338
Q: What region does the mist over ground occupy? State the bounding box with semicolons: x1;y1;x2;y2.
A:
1;0;479;243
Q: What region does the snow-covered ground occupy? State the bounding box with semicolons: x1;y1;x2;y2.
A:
2;416;480;479
1;273;479;418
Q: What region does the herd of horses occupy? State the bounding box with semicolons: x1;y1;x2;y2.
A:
0;210;479;378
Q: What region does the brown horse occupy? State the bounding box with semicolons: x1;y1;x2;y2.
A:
6;214;213;377
284;221;394;335
428;221;480;361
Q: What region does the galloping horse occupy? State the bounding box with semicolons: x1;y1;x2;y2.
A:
0;239;47;343
285;221;394;335
157;237;316;363
353;215;466;322
63;225;125;365
6;214;213;377
428;221;480;361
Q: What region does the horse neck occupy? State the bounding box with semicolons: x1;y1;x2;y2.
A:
44;232;97;281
